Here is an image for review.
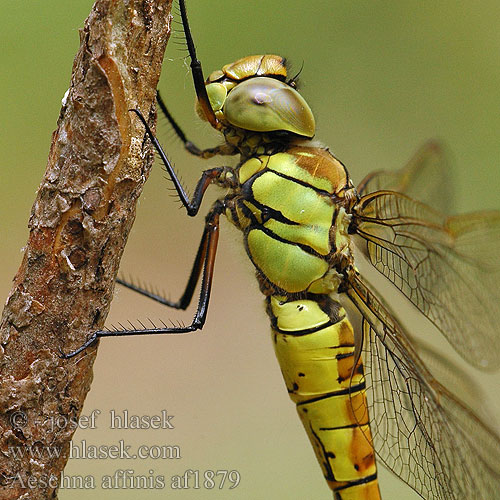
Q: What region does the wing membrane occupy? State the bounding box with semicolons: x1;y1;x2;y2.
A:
353;190;500;369
404;337;486;413
357;141;452;213
347;273;500;499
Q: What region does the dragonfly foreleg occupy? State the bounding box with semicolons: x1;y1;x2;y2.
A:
157;92;236;159
177;0;219;130
60;207;222;359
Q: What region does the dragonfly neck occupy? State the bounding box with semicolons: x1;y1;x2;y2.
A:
223;127;310;159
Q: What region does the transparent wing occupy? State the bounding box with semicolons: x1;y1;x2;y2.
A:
352;190;500;370
357;141;452;213
405;336;486;413
347;273;500;500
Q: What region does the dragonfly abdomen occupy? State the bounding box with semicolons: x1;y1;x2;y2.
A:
225;146;380;496
269;295;381;499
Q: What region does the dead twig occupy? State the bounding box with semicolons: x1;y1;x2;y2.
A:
0;0;173;497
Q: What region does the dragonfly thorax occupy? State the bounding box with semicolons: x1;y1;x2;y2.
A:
223;146;357;297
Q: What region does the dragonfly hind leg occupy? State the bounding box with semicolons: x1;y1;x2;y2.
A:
117;200;223;311
60;206;222;358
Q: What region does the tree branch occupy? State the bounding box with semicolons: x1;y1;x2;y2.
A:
0;0;172;497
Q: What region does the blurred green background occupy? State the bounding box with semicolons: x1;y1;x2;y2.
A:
1;1;500;499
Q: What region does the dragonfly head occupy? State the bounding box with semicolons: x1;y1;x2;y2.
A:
196;55;316;139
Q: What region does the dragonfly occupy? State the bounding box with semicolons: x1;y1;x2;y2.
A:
63;0;500;498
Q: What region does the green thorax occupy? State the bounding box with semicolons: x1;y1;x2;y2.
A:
224;146;358;296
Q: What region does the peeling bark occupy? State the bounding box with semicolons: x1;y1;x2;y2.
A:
0;0;172;497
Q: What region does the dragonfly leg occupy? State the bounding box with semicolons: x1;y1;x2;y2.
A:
157;92;236;159
60;207;222;359
177;0;220;130
117;202;219;310
131;109;230;216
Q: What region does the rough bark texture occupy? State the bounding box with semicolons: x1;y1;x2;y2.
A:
0;0;172;497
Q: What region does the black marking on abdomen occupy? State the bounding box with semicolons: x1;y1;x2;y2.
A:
336;351;354;360
319;422;359;431
334;473;379;491
297;381;366;406
272;320;335;337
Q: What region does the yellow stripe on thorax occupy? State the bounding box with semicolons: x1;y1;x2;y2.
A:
269;296;381;499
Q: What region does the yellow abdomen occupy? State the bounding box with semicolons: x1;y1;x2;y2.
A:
269;296;381;499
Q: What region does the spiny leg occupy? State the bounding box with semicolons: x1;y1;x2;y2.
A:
61;207;222;358
157;92;236;159
62;0;231;358
178;0;219;130
117;202;214;310
118;108;236;306
131;109;231;216
156;0;238;156
156;90;200;155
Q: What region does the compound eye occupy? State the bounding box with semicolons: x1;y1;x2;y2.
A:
224;77;315;138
